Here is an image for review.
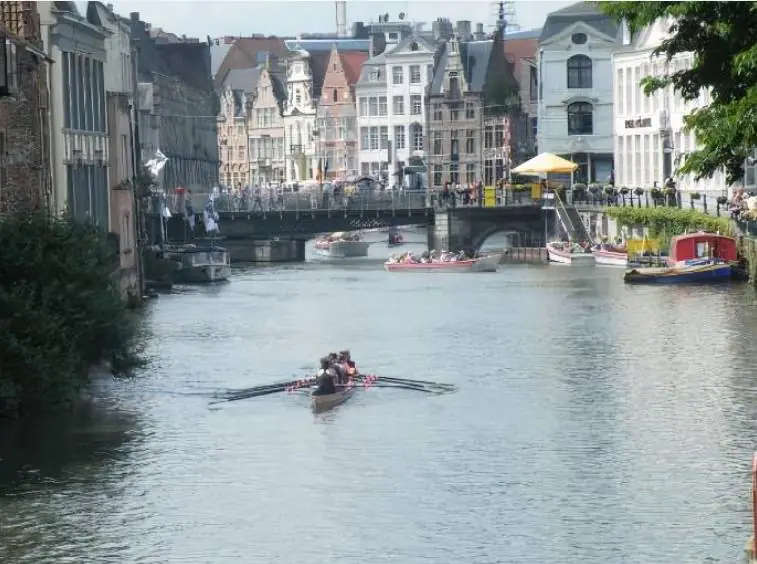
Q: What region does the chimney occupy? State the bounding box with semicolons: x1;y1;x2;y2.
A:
107;3;113;11
455;20;472;41
475;22;485;40
129;12;140;22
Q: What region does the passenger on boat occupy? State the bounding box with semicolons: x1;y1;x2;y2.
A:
313;357;337;396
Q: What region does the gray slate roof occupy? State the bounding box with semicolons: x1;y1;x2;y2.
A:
223;67;262;93
429;39;493;96
356;59;387;88
539;1;619;43
284;39;370;53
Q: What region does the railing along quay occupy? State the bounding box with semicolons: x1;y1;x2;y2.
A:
567;189;730;218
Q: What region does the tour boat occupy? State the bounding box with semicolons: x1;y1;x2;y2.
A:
384;252;501;273
314;231;370;258
591;243;628;267
546;241;596;266
623;232;737;284
311;384;356;413
164;244;231;283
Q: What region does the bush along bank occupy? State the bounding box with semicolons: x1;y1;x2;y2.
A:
605;206;733;247
0;212;146;418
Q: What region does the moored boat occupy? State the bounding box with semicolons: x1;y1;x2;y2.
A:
311;384;356;412
546;241;596;266
164;244;231;283
385;251;501;273
591;243;628;267
623;232;738;284
315;231;370;258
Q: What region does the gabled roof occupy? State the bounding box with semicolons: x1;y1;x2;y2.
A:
503;38;538;80
339;51;369;86
385;34;437;57
539;1;618;43
214;37;291;89
356;58;387;88
223;67;262;93
429;39;493;96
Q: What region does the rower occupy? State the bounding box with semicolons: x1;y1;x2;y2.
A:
313;357;336;396
339;349;357;377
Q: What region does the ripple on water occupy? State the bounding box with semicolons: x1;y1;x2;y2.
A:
1;265;756;563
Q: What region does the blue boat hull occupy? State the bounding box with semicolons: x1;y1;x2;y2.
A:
624;261;732;285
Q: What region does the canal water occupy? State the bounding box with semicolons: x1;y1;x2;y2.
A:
2;230;757;563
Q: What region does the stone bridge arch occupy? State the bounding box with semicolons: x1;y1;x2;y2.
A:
471;226;531;251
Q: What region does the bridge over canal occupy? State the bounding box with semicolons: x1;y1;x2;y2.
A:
152;191;547;262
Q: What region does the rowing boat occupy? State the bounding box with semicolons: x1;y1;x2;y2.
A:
311;384;356;412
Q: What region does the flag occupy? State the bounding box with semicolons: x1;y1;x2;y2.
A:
145;149;168;177
203;193;220;233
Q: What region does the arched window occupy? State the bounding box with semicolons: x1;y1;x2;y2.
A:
567;102;593;135
448;76;460;98
567;55;592;89
332;88;338;102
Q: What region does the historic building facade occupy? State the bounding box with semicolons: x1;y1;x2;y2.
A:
0;2;52;213
249;63;287;184
314;46;366;180
538;2;619;184
612;18;726;193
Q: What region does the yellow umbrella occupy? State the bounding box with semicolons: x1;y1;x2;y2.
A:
512;152;578;175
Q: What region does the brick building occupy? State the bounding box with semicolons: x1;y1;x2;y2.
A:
0;2;52;213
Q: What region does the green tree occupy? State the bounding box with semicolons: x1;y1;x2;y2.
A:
0;212;145;417
599;1;757;183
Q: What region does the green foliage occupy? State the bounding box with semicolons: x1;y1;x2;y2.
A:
598;1;757;183
0;212;145;417
605;206;733;239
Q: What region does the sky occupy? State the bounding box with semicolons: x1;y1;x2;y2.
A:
98;0;576;40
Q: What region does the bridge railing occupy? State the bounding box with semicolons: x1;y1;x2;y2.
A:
170;190;432;215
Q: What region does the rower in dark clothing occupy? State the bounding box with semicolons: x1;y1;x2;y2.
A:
313;357;336;396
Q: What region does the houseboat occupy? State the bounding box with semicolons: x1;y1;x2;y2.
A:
624;232;738;284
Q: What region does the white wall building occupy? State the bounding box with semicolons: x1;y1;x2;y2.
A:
613;19;726;193
538;2;619;184
282;48;317;183
356;34;435;185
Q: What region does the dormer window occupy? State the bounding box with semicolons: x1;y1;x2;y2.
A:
410;42;418;51
571;33;587;45
388;32;398;40
332;89;338;102
451;41;458;54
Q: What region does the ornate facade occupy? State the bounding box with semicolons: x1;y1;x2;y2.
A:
217;86;250;188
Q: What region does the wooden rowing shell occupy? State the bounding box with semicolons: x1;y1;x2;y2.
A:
310;385;356;413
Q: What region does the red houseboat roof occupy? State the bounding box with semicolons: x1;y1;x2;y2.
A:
669;231;737;263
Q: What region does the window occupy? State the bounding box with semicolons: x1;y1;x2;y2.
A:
369;126;379;150
361;162;369;175
393;95;404;115
567;102;593;135
412;125;423;151
360;127;369;150
359;97;368;116
410;95;422;115
295;91;301;104
450;130;459;157
567;55;592;89
332;89;338;102
571;33;587;45
465;129;475;154
378;96;387;116
380;126;388;150
392;66;403;85
427;64;434;84
432;132;442;155
448;76;461;98
368;97;378;116
433;105;443;121
432;164;443;187
410;65;421;84
484;125;493;149
466;163;476;182
465;103;475;119
450;163;459;184
238;147;245;160
394;125;406;149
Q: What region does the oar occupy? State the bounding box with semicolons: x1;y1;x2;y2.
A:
367;382;440;393
211;379;316;404
220;377;316;400
366;375;456;390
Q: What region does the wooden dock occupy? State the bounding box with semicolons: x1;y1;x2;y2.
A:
501;247;548;263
